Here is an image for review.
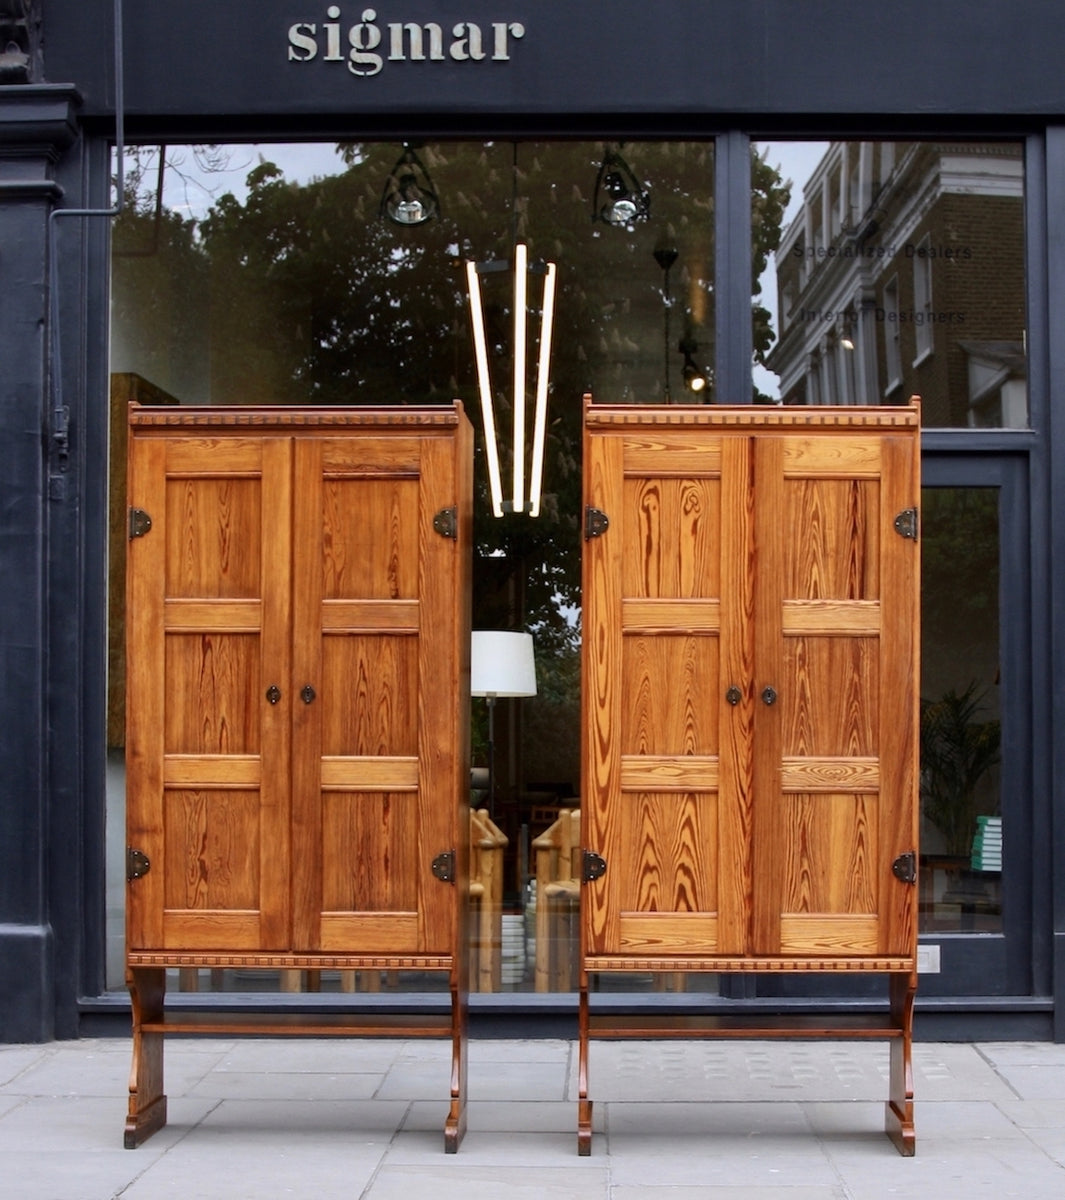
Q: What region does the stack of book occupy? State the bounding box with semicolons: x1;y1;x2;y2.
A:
970;815;1002;872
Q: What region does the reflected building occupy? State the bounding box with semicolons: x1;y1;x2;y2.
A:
766;142;1025;427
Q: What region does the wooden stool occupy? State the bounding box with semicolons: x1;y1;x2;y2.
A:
532;808;581;992
469;808;508;991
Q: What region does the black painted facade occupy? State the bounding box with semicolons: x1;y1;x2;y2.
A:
2;0;1065;1041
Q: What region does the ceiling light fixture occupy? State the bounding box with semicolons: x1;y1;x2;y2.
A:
380;144;440;227
593;146;650;228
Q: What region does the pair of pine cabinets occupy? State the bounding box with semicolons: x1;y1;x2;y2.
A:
124;399;920;1154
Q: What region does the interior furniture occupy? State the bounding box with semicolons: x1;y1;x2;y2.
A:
469;807;508;992
123;403;472;1151
532;808;582;992
578;398;921;1155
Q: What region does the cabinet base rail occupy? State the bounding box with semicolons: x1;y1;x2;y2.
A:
124;965;468;1153
576;971;917;1158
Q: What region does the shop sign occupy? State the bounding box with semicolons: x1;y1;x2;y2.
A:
287;6;526;76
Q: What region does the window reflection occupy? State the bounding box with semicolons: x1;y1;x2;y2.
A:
919;487;1002;933
107;139;720;996
756;141;1027;427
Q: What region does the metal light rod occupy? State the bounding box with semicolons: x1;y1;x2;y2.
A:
466;245;556;518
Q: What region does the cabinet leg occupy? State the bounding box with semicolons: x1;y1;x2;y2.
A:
444;973;468;1152
125;967;167;1149
885;971;916;1156
577;979;593;1155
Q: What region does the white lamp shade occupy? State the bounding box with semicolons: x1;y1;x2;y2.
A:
470;631;537;698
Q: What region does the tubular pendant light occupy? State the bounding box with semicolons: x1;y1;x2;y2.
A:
466;242;557;517
465;260;505;517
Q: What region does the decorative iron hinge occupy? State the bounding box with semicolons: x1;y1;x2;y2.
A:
892;851;917;885
433;507;458;539
126;847;151;881
893;507;918;541
584;507;609;541
582;849;607;883
128;508;153;540
432;849;456;883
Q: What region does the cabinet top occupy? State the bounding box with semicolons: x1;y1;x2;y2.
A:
127;401;469;432
583;397;921;431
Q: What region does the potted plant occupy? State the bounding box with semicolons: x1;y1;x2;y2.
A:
920;681;1001;858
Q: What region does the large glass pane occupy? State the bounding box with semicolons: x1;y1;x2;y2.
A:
108;140;716;995
754;141;1027;427
919;487;1002;933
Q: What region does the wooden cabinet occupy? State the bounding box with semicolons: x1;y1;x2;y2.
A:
579;400;920;1154
124;404;472;1151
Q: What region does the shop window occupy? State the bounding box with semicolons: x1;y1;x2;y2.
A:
919;487;1002;934
107;139;733;997
755;140;1027;427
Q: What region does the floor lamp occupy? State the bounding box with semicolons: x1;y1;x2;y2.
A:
471;631;537;820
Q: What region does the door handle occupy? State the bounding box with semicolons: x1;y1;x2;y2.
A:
266;685;281;705
726;686;742;706
300;684;316;704
761;686;777;706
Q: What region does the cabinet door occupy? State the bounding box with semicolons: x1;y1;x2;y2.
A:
750;432;919;957
126;435;293;952
291;433;465;955
582;426;751;958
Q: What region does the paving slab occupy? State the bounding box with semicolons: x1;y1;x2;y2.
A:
0;1036;1064;1199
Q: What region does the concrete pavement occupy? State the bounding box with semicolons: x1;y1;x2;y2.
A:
2;1035;1065;1198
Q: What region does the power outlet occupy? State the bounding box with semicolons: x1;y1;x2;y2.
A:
917;944;941;973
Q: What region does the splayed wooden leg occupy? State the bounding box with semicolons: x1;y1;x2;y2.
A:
124;967;167;1149
885;970;916;1156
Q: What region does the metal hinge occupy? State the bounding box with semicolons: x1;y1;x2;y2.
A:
126;847;151;881
892;851;917;885
582;849;607;883
433;507;458;539
584;507;609;541
432;849;456;883
129;508;152;540
893;507;918;541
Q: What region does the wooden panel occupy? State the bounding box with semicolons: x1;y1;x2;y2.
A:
319;913;420;954
778;914;879;954
621;432;723;476
782;478;880;600
620;757;719;791
623;598;720;633
321;792;419;912
780;757;879;791
616;791;719;921
619;913;719;952
291;426;469;957
778;793;879;914
583;408;743;958
622;635;718;756
126;428;292;954
163;790;261;911
781;436;882;477
752;431;916;959
782;600;879;635
321;475;420;600
621;476;720;598
581;428;626;956
164;634;261;755
164;755;260;787
320;757;419;790
164;475;263;598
